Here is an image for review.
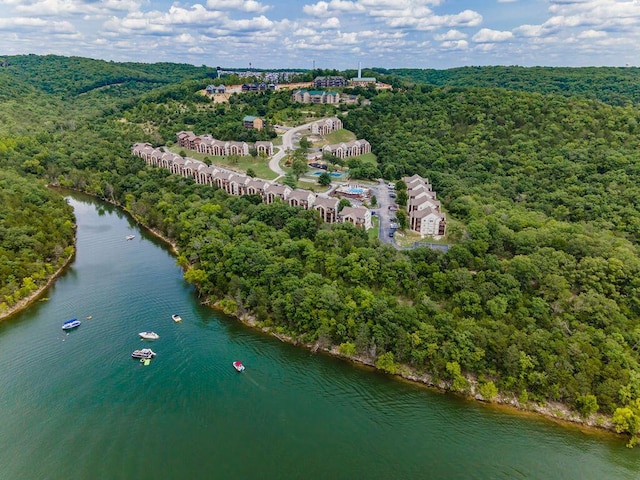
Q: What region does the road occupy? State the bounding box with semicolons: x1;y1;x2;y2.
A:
268;120;319;180
369;179;396;245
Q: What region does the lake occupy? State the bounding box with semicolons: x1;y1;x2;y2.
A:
0;192;638;479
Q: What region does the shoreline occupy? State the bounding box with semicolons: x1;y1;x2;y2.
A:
56;189;624;440
0;252;75;322
225;307;619;438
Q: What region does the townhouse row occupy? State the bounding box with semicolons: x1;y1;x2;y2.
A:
131;143;372;230
403;174;447;237
176;131;273;157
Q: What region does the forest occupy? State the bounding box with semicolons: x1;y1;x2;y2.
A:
2;56;640;443
385;66;640;106
0;169;75;314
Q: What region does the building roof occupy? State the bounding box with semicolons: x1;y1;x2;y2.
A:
411;207;445;220
313;197;339;208
340;206;369;219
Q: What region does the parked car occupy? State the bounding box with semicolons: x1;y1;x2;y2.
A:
389;230;395;237
389;192;396;198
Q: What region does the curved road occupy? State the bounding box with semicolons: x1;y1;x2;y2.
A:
269;120;319;179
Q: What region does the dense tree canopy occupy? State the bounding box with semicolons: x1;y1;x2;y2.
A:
2;57;640;441
0;169;75;312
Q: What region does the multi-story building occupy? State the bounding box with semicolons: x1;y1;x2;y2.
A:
322;139;371;159
311;117;343;135
402;174;446;237
314;76;346;88
292;89;340;104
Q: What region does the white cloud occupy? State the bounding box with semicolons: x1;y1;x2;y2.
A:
472;28;513;43
11;0;142;16
577;29;607;39
0;16;76;33
322;17;341;28
206;0;269;13
434;29;467;41
440;39;469;50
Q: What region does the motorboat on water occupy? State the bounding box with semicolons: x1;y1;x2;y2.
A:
172;314;182;323
62;318;81;330
131;348;156;359
126;235;135;240
139;331;160;340
233;361;245;372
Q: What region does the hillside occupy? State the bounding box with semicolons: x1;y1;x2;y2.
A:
386;66;640;106
2;56;640;443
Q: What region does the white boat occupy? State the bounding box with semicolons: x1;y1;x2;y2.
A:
126;235;135;240
233;361;245;372
138;331;159;340
132;348;156;359
62;318;81;330
172;314;182;323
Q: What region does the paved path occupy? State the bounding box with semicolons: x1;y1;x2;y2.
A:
268;120;321;179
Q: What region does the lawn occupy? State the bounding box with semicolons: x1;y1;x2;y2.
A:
296;178;332;194
368;216;380;240
323;129;356;144
168;146;278;180
355;152;377;166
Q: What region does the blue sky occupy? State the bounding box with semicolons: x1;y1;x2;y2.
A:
0;0;638;69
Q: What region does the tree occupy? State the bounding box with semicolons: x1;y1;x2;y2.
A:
338;198;351;212
317;171;331;186
291;158;308;180
376;351;398;374
396;190;408;207
370;195;377;207
282;173;297;188
612;399;640;447
575;394;599;418
395;209;409;230
246;168;256;177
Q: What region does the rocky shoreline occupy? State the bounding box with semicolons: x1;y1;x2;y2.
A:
50;191;624;440
0;251;75;322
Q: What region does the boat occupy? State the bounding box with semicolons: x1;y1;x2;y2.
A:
172;314;182;323
138;331;159;340
233;361;245;372
131;348;156;359
126;235;135;240
62;318;81;330
86;315;93;320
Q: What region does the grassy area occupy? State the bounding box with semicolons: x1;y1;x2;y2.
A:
356;152;378;166
296;179;331;194
168;146;278;180
272;135;283;146
368;216;380;240
394;229;450;247
324;129;356;144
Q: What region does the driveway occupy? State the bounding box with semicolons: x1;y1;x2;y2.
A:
369;179;397;245
268;119;326;179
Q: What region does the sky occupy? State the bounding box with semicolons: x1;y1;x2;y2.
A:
1;0;639;70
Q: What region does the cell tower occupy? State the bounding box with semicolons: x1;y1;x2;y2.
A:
358;61;362;79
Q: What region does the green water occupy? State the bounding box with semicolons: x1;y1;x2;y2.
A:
0;192;639;479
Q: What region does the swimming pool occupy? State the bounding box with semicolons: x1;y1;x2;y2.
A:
312;171;343;177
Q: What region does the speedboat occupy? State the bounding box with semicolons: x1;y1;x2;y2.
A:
172;314;182;323
233;361;245;372
62;318;81;330
126;235;135;240
139;331;159;340
132;348;156;359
